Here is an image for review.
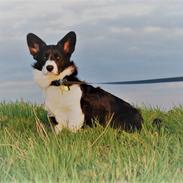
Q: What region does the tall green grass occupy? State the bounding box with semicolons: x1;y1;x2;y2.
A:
0;102;183;183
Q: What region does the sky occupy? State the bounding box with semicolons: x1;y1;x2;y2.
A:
1;0;183;110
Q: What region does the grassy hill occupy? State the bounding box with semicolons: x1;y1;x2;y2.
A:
0;102;183;183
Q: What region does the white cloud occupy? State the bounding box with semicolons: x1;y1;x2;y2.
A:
144;26;163;33
0;1;156;40
110;27;134;34
173;28;183;37
0;80;35;89
108;25;183;41
1;1;183;42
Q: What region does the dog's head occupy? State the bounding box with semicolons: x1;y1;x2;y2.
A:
27;31;77;76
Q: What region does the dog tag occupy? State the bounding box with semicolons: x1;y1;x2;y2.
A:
60;85;70;93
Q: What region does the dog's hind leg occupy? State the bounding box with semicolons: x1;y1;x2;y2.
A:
47;111;63;134
49;116;58;125
47;110;58;126
54;123;64;134
47;113;63;134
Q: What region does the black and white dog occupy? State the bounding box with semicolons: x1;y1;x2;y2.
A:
27;31;143;134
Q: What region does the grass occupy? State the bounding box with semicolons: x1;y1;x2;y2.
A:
0;102;183;183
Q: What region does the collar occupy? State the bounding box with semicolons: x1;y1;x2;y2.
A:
50;78;70;92
50;78;68;87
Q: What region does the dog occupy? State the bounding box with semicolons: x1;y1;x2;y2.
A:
26;31;143;134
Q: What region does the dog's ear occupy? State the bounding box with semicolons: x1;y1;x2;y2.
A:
57;31;76;56
26;33;46;57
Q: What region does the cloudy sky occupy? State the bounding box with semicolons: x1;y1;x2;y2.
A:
1;0;183;110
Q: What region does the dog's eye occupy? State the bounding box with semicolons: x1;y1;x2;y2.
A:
43;56;47;60
56;56;60;60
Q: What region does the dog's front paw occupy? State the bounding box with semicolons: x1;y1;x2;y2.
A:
54;124;63;134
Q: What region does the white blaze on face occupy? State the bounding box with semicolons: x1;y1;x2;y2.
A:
42;60;58;75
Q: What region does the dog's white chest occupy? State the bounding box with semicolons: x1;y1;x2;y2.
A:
45;85;84;131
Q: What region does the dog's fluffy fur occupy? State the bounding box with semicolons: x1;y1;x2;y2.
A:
27;31;143;134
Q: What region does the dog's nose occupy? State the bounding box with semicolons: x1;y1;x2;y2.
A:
46;65;54;72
